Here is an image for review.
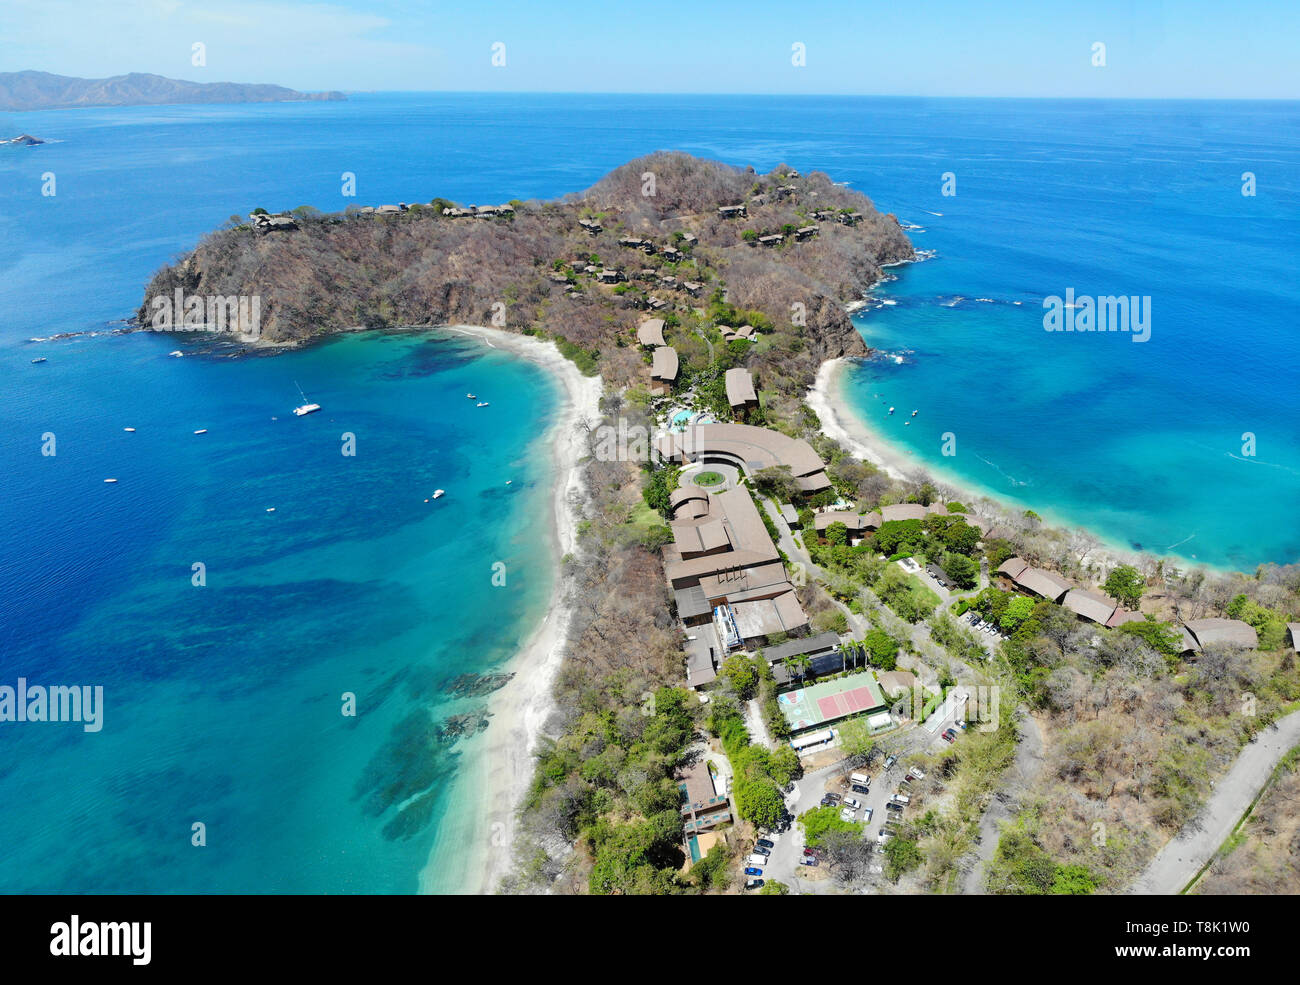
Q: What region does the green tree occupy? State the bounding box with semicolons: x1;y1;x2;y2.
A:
882;836;923;881
1104;564;1145;609
1050;864;1098;895
759;880;789;895
1000;595;1036;631
721;654;759;699
736;778;785;829
941;552;979;589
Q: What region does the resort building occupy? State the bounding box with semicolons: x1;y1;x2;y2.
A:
879;503;931;523
1061;587;1119;625
665;485;809;682
655;422;831;494
762;631;843;685
650;345;678;394
724;367;759;418
678;760;731;865
1289;623;1300;653
813;510;882;543
1180;618;1259;653
795;225;819;240
717;204;747;218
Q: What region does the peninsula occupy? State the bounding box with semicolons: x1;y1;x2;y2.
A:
0;70;345;111
139;153;1300;898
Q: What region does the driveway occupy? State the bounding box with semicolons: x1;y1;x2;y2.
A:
1129;709;1300;895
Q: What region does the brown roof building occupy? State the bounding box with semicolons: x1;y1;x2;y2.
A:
656;422;830;494
650;346;678;394
637;318;666;347
1062;588;1118;624
724;367;758;416
1182;618;1259;651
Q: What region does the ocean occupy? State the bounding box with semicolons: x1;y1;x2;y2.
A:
1;93;1296;892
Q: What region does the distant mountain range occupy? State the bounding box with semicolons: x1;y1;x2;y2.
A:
0;71;346;111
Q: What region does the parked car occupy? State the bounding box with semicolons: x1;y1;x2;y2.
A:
850;783;870;795
883;755;898;771
943;726;957;738
899;775;912;785
843;796;862;811
861;807;873;824
744;867;764;877
753;845;771;856
941;731;956;743
889;793;910;806
799;856;819;867
745;878;764;890
840;807;857;822
756;838;775;849
820;795;837;807
877;829;893;846
909;767;926;780
885;801;905;812
824;791;841;804
850;772;871;787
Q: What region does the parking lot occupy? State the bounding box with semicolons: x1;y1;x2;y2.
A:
747;752;921;892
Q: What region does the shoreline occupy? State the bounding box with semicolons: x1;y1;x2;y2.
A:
418;323;602;896
806;356;1222;577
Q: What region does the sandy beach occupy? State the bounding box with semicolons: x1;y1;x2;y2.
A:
807;356;1154;573
419;324;602;895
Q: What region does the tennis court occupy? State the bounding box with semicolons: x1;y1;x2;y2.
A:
778;674;888;732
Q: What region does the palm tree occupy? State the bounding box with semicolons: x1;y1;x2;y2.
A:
787;653;812;685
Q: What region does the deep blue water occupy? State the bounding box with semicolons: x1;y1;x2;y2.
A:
1;93;1296;892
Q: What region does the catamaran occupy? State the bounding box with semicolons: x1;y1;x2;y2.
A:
293;381;321;417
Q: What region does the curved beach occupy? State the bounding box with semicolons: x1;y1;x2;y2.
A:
807;356;1155;572
418;324;602;895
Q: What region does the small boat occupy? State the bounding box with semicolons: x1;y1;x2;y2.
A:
911;410;918;417
168;350;183;357
433;489;445;499
888;407;895;415
193;429;208;435
123;427;136;432
31;357;46;364
266;507;276;513
293;380;321;417
506;480;512;485
466;393;476;399
104;478;118;484
476;401;489;407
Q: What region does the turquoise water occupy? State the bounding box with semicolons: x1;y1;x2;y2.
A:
827;101;1300;570
1;327;557;893
2;93;1297;893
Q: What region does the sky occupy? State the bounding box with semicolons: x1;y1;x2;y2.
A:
2;0;1299;99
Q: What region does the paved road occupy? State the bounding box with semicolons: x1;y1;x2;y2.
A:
959;707;1045;894
1129;709;1300;895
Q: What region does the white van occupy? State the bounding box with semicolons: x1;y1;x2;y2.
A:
889;793;910;806
850;772;871;787
746;854;768;868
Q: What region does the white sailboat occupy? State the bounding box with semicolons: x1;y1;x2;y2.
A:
293;381;321;417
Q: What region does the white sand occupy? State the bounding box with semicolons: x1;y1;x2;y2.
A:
807;357;913;480
807;357;1156;574
417;324;601;895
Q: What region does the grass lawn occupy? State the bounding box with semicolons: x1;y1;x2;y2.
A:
693;471;725;486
